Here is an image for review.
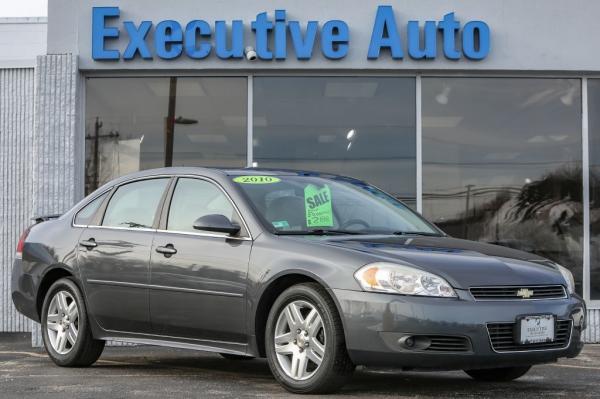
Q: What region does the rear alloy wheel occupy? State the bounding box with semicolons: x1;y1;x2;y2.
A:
265;283;354;394
464;366;532;382
41;278;105;367
46;290;79;355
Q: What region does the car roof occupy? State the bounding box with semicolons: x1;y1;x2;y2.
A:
222;167;353;179
94;167;365;193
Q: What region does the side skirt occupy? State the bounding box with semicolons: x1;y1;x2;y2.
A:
100;334;249;356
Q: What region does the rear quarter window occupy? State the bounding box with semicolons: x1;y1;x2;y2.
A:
74;192;108;226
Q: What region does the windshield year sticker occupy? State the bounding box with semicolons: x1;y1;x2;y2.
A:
304;185;334;227
233;176;281;184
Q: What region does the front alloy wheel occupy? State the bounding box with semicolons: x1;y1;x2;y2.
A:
265;283;354;394
274;300;326;380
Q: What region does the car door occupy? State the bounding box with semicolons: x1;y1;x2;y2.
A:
78;177;171;333
149;177;252;343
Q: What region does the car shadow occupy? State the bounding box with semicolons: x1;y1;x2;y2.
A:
89;350;570;397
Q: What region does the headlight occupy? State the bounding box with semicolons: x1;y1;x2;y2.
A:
556;264;575;295
354;262;457;298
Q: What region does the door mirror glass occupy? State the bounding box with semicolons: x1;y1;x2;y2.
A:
193;214;241;236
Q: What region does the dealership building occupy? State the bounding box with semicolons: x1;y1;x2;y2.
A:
1;0;599;344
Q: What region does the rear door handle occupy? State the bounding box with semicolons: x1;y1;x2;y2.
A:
79;239;97;249
156;244;177;256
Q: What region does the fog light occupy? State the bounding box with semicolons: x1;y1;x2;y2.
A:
398;335;415;349
398;335;431;350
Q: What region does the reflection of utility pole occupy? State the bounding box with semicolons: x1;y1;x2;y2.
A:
163;76;199;167
164;77;177;167
86;117;119;192
93;117;101;189
463;184;475;238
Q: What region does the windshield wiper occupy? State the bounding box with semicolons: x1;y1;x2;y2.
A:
392;231;443;237
276;229;361;236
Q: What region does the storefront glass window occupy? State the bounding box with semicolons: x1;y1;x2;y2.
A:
587;79;600;299
422;78;583;293
85;77;247;194
253;77;417;207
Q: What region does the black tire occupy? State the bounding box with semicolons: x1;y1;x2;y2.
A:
41;278;105;367
464;366;532;382
219;353;255;360
265;283;355;394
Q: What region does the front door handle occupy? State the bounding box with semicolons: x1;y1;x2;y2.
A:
156;244;177;257
79;239;97;249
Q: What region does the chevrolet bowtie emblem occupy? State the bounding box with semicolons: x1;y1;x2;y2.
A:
517;288;534;299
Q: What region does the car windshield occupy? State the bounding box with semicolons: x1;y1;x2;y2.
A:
231;174;441;236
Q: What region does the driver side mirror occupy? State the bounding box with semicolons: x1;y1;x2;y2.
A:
193;214;241;236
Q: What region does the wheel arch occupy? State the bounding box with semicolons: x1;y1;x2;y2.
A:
252;270;348;358
35;265;81;320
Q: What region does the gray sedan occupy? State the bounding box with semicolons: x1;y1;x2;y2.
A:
12;168;586;394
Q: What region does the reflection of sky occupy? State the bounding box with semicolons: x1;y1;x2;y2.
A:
587;79;600;299
85;77;248;176
588;80;600;163
86;76;588;215
253;77;417;200
422;78;582;221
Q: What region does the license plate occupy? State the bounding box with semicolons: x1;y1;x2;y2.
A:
518;315;555;344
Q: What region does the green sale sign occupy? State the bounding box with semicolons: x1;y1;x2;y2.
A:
304;184;334;227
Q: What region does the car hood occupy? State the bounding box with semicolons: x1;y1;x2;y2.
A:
320;235;565;289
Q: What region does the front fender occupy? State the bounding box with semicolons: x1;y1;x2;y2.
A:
245;234;371;356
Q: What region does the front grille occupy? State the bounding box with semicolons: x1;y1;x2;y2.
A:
425;336;472;352
470;285;566;300
487;320;571;352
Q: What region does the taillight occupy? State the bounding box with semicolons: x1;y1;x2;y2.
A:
16;226;32;257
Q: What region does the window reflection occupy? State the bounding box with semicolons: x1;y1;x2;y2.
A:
102;178;169;229
253;77;416;207
422;78;583;293
588;79;600;299
85;77;247;195
167;178;235;233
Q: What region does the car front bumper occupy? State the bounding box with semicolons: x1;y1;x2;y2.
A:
332;288;586;370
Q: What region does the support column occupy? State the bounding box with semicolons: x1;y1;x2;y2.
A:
31;54;84;346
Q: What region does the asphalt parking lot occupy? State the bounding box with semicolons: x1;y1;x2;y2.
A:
1;333;599;398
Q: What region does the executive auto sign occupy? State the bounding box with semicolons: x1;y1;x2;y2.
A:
92;6;490;62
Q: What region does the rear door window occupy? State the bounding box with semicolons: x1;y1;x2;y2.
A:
102;178;169;229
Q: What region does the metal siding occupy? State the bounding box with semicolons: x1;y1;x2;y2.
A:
585;309;600;343
0;67;35;332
